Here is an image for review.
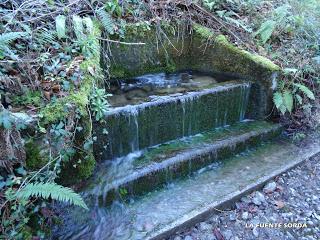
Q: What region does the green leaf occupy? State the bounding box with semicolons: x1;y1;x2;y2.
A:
96;9;115;35
295;94;303;105
283;68;298;75
293;83;315;100
72;15;84;41
83;17;94;34
273;92;283;109
17;182;88;210
254;20;276;44
279;104;287;115
283;90;293;113
0;32;28;47
56;15;66;39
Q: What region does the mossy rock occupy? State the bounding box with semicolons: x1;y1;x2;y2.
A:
25;139;47;170
59;151;95;186
36;19;101;185
108;22;191;79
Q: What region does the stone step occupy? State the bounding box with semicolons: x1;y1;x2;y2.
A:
88;121;281;205
94;81;251;160
54;133;320;240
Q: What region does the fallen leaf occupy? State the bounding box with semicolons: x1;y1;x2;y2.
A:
274;200;285;209
41;80;51;91
43;91;51;101
248;205;258;213
213;228;225;240
52;84;61;93
276;185;284;192
66;56;84;75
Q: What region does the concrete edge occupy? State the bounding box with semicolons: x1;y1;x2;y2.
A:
148;141;320;240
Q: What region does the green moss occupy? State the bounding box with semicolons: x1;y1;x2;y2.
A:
215;33;280;71
191;24;280;73
59;151;95;186
40;19;101;185
193;23;215;39
109;65;126;78
134;121;281;166
25;139;47;170
40;22;101;125
107;22;189;80
12;90;42;108
75;152;96;179
59;112;95;185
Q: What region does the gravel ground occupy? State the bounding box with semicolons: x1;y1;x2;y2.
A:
170;155;320;240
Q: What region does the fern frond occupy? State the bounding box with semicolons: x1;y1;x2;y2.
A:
293;83;315;100
96;9;115;35
56;15;67;39
36;28;56;45
83;17;94;35
73;15;84;41
0;32;27;47
254;20;276;44
17;182;88;210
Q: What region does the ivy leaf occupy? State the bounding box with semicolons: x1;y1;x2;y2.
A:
293;83;315;100
279;104;287;115
0;111;13;129
283;90;293;113
83;140;93;151
16;167;27;176
273;92;283;109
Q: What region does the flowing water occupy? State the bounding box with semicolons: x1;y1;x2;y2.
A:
109;72;220;107
53;72;262;239
54;138;320;240
96;72;251;160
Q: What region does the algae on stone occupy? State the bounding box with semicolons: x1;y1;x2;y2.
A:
95;82;251;160
106;23;280;120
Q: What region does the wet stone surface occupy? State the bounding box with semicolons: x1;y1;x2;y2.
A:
97;80;251;160
109;72;220;107
170;155;320;240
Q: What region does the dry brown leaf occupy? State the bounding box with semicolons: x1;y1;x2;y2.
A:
66;56;84;75
43;91;51;101
274;200;285;209
213;228;225;240
52;84;61;93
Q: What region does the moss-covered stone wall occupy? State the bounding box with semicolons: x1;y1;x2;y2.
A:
94;82;250;160
107;23;192;79
26;21;102;185
107;23;280;119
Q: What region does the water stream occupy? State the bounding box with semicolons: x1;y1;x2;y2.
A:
54;72;258;239
96;72;251;160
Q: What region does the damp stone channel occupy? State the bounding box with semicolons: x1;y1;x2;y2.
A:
52;24;296;240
